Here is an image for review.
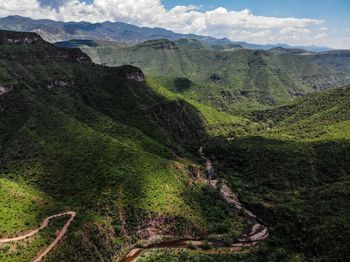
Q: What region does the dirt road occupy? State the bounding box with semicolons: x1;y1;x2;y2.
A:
121;148;269;261
0;211;76;261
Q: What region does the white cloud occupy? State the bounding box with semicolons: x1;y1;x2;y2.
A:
0;0;348;48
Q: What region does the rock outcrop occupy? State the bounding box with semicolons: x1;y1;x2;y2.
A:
0;30;41;45
117;65;145;82
0;85;12;96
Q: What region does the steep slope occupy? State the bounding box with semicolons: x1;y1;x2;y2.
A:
0;30;250;261
119;86;350;261
203;86;350;261
252;85;350;141
74;39;350;112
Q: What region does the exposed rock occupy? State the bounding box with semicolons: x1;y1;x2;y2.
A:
136;215;201;241
117;65;145;82
48;80;75;89
0;85;11;96
127;71;144;82
0;30;41;45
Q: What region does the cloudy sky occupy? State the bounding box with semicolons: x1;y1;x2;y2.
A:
1;0;349;48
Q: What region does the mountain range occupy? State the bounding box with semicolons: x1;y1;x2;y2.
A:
59;38;350;113
0;15;333;52
0;23;349;262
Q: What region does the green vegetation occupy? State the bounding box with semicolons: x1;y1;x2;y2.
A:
0;178;53;236
137;247;308;262
204;86;350;261
252;86;350;141
74;39;350;113
0;30;349;261
0;30;249;261
0;216;68;262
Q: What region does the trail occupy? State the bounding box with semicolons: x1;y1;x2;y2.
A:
0;211;76;261
121;147;269;261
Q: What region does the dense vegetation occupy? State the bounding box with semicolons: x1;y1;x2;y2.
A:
0;30;250;261
204;86;350;261
67;39;350;113
134;86;350;261
0;29;349;262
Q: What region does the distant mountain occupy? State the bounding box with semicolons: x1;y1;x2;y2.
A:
268;47;310;54
240;42;332;52
0;15;333;52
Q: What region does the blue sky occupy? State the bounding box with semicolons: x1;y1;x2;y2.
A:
77;0;349;27
162;0;350;28
47;0;350;28
1;0;349;48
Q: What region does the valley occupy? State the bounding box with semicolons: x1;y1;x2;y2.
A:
57;38;350;113
122;150;269;262
0;19;349;262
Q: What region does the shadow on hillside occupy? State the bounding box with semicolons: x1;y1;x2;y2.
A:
203;135;350;260
0;61;214;251
0;30;216;258
206;135;350;190
173;77;193;92
75;65;209;154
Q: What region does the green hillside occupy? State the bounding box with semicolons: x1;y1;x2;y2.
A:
1;29;349;262
136;83;350;262
204;86;350;261
73;39;350;113
252;85;350;141
0;30;250;261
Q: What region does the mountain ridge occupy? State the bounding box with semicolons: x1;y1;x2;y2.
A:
0;15;334;52
70;38;350;113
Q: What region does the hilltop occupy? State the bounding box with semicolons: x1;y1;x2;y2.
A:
69;39;350;112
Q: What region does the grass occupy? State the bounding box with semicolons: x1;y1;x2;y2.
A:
75;39;350;113
202;87;350;261
146;77;255;137
0;216;68;262
136;248;263;262
0;178;53;236
0;30;251;261
1;30;349;261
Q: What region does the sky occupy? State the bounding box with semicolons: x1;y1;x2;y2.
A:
0;0;349;48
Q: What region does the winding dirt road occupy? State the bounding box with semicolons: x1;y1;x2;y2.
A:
0;211;76;261
122;148;269;261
